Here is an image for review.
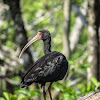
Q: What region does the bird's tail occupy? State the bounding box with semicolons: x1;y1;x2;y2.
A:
20;81;28;88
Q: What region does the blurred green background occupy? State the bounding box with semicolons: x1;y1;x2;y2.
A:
0;0;100;100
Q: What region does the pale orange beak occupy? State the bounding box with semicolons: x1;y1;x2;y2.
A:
19;32;42;58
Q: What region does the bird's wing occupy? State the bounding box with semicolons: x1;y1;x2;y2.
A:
41;55;64;76
22;51;66;84
37;54;68;83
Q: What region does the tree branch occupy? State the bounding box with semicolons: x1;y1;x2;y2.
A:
72;5;88;27
63;0;71;58
3;0;34;70
70;0;88;54
77;92;100;100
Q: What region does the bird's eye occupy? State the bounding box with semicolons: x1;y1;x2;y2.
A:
39;32;42;35
38;32;42;37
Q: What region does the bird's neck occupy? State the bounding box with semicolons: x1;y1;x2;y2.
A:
43;38;51;55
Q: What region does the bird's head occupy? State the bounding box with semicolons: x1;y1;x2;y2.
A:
19;29;51;58
39;29;51;41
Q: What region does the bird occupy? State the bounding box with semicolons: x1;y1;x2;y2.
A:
19;29;68;100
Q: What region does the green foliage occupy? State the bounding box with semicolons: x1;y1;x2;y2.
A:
1;80;99;100
0;0;99;100
91;77;100;90
1;89;41;100
17;89;31;97
3;92;17;100
72;0;84;5
0;97;5;100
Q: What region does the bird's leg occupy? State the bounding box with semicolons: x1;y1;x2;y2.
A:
48;82;52;100
43;86;46;100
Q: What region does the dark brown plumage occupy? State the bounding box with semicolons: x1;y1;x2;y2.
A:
19;30;68;100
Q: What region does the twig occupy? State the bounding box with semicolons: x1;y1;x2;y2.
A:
5;78;19;85
33;6;61;26
67;77;84;87
75;70;87;78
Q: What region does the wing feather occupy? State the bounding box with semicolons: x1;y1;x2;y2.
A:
21;51;68;87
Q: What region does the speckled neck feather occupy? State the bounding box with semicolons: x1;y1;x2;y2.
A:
43;38;51;55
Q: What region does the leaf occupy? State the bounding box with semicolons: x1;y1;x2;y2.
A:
10;94;17;100
3;92;10;100
17;95;27;100
91;77;99;87
30;90;41;99
0;97;6;100
16;89;31;97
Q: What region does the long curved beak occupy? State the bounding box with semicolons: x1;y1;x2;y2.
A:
19;33;41;58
